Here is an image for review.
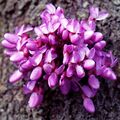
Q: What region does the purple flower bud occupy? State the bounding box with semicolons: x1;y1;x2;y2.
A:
26;41;38;51
83;59;95;70
62;29;69;40
48;72;58;88
10;52;25;62
92;32;103;42
55;65;65;75
59;78;71;95
102;67;117;80
20;60;33;71
30;66;42;81
1;40;16;49
83;98;95;113
43;63;53;74
66;64;74;77
82;85;94;98
23;81;36;94
28;91;43;108
88;75;100;89
94;41;106;50
9;70;23;83
4;33;18;44
76;65;85;78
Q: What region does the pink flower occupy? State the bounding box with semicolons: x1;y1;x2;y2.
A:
2;4;117;113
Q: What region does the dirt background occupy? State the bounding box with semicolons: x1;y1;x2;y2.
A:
0;0;120;120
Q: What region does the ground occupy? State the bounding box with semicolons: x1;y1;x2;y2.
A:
0;0;120;120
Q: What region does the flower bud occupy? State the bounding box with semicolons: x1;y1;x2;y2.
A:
82;85;94;98
62;30;69;40
43;63;53;74
28;91;43;108
48;72;58;88
83;59;95;70
94;40;106;50
59;78;71;95
88;75;100;89
30;67;42;81
66;64;74;77
55;65;65;75
76;65;85;78
4;33;18;44
83;98;95;113
23;81;36;94
9;70;23;83
26;41;38;51
92;32;103;42
102;67;117;80
10;52;25;62
20;60;33;71
1;40;16;49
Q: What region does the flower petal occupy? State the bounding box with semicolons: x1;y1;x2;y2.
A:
97;10;109;21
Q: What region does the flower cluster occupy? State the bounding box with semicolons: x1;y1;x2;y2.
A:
2;4;117;113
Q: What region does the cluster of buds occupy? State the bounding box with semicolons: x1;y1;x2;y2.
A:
2;4;117;113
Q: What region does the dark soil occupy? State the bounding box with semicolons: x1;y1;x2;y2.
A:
0;0;120;120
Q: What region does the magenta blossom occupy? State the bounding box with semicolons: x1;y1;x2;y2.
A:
2;4;117;113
